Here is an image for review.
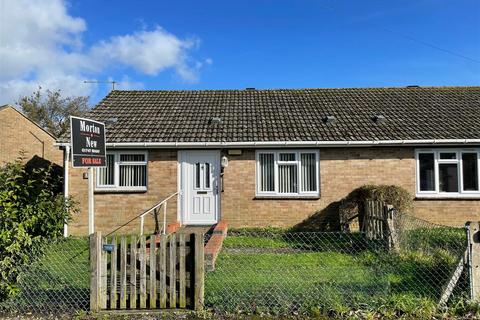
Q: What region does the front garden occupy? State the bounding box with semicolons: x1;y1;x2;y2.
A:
205;226;470;318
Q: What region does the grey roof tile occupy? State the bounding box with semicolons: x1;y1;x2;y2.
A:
60;87;480;143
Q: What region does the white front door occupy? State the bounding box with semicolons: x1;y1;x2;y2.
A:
179;150;220;225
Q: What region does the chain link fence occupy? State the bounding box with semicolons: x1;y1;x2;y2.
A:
0;237;90;315
205;212;468;316
0;212;470;317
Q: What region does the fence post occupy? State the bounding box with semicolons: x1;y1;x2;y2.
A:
194;233;205;311
384;204;399;251
467;221;480;301
90;231;102;312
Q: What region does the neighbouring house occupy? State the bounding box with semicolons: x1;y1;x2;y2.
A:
1;105;63;166
58;87;480;235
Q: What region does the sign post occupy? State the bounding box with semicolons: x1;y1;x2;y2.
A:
70;116;106;235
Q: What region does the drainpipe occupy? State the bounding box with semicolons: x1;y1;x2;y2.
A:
63;145;70;237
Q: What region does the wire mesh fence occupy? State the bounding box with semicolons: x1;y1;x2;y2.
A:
0;237;90;315
0;211;470;317
205;212;469;315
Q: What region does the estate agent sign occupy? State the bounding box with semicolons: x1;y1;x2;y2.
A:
70;116;106;167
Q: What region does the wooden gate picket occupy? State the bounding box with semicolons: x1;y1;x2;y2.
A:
90;232;204;312
363;199;398;250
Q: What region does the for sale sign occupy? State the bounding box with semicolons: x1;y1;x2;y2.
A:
70;116;106;167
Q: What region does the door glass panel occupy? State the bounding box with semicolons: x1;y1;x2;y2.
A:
462;153;479;191
419;153;435;191
439;163;458;192
205;163;211;189
440;152;457;160
195;163;201;188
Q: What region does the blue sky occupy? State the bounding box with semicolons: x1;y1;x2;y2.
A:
1;0;479;104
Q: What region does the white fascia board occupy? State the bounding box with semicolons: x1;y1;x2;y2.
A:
55;139;480;149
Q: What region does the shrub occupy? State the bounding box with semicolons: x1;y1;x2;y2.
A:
339;185;413;230
0;157;75;300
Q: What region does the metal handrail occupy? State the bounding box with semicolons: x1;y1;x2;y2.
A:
139;191;179;235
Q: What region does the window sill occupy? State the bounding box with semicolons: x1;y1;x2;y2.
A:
95;188;147;194
254;195;320;200
415;195;480;200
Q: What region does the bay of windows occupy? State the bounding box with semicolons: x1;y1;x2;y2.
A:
256;150;319;197
416;149;479;197
96;151;147;191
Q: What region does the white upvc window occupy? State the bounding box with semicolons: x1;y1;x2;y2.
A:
415;148;480;198
256;150;320;197
96;151;148;191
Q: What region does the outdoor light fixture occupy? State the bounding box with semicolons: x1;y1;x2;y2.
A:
221;155;229;168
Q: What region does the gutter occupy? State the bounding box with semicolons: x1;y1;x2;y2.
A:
55;139;480;149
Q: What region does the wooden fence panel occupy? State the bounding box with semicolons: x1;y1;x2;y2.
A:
363;199;398;248
179;234;186;308
159;234;167;308
110;236;117;309
169;234;177;308
194;233;205;311
101;236;107;309
130;235;137;309
120;236;127;309
149;235;157;309
90;231;204;312
139;236;147;308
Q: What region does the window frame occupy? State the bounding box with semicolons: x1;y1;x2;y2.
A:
95;150;148;192
255;149;320;198
415;148;480;198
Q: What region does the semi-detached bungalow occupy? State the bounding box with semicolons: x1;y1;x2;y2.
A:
58;86;480;235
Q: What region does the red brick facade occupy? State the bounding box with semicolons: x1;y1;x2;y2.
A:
67;147;480;235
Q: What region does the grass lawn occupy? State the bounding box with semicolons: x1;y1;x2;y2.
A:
2;237;90;313
205;229;467;317
2;228;468;318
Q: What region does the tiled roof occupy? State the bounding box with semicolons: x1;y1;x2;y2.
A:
62;87;480;143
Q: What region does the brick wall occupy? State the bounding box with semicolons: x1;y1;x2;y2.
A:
68;149;178;235
0;106;62;166
67;147;480;235
221;148;480;228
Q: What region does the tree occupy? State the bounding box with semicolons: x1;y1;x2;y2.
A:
17;87;90;138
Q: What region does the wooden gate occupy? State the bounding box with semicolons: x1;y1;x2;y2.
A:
90;232;204;312
363;200;398;250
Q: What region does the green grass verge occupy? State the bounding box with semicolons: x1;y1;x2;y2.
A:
205;228;469;317
2;237;90;313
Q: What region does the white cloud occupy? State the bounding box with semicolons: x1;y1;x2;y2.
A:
91;27;199;78
0;0;208;105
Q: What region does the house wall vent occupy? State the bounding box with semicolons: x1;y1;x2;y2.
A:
372;115;386;123
209;117;222;125
105;117;118;125
322;115;336;124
